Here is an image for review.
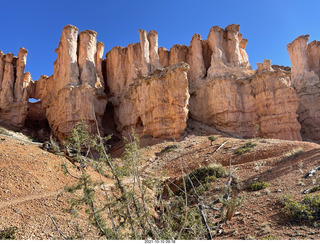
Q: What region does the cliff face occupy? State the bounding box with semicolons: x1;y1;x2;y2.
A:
106;30;190;139
189;59;301;140
0;24;307;142
161;25;301;141
29;25;107;140
287;35;320;142
0;48;30;127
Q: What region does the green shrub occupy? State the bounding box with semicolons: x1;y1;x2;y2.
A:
208;135;216;145
247;180;269;191
235;142;257;155
262;235;277;240
281;194;320;223
0;226;18;240
159;144;178;154
182;164;226;195
309;185;320;193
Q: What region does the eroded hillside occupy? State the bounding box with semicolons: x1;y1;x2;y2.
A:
1;120;320;240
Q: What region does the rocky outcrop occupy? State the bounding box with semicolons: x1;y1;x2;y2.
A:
0;24;305;143
106;30;190;139
29;25;107;140
287;35;320;142
105;24;301;141
189;59;301;140
111;63;189;139
0;48;29;127
154;24;300;141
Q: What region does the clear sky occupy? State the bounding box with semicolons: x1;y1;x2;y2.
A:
1;0;320;80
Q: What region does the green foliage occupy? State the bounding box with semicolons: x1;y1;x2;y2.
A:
235;141;257;155
281;194;320;223
310;185;320;193
247;180;269;191
220;196;245;217
179;164;226;195
160;187;208;239
63;122;238;240
208;135;216;145
159;144;178;154
0;226;18;240
262;235;277;240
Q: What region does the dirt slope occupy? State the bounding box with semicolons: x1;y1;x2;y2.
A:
1;120;320;240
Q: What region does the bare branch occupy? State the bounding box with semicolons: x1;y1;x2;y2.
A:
177;164;188;240
99;174;118;237
186;173;213;240
43;198;66;240
61;157;79;179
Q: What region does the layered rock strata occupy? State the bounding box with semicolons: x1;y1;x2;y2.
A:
106;30;189;139
287;35;320;142
156;25;301;141
189;59;301;140
0;48;30;127
0;24;304;142
29;25;107;140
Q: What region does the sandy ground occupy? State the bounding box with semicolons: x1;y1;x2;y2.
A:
1;119;320;240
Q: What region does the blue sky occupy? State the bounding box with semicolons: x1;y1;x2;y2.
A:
1;0;320;80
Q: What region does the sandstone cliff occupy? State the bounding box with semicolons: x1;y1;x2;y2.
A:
106;30;190;139
29;25;107;140
0;48;30;127
287;35;320;142
156;25;301;141
189;59;301;140
0;24;305;143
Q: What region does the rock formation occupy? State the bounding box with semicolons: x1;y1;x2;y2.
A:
0;48;29;127
29;25;107;140
105;24;301;141
189;59;301;140
287;35;320;142
0;24;306;143
156;25;301;141
106;30;190;139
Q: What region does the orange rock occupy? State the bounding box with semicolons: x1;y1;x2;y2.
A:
30;25;107;140
0;49;29;127
288;35;320;142
106;29;189;139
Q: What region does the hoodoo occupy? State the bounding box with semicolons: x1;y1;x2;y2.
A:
287;35;320;143
0;48;30;128
0;24;315;143
28;25;107;141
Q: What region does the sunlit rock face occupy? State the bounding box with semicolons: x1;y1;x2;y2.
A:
159;24;300;141
106;24;301;141
106;30;190;139
189;58;301;141
0;48;29;127
287;35;320;142
0;24;305;143
29;25;107;140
